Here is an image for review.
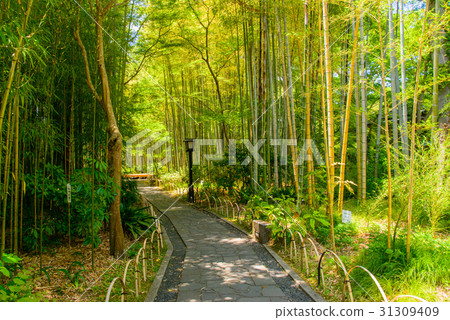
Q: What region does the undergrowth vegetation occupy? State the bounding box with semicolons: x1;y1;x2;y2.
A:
188;138;450;302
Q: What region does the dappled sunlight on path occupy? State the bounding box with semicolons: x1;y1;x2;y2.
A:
139;186;312;302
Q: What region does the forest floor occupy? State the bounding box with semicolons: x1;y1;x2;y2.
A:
18;193;166;302
21;230;166;302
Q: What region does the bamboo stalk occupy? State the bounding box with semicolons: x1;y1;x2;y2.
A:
407;0;430;261
360;14;367;201
91;99;96;270
377;0;393;249
275;4;300;198
337;8;360;223
1;103;13;257
322;0;335;250
432;0;440;128
305;0;314;207
388;0;399;173
399;0;409;156
13;90;19;254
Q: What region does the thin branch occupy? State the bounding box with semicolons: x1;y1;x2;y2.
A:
103;0;128;15
73;14;101;103
129;15;152;43
96;0;101;15
124;28;168;85
177;23;205;59
216;51;234;74
187;1;206;29
89;0;94;15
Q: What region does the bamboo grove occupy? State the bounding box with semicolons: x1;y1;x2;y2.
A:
0;0;449;269
134;0;449;252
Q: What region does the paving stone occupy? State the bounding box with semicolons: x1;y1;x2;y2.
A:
231;283;250;293
178;282;204;291
206;280;225;288
200;273;220;281
262;285;285;297
201;291;221;301
180;274;202;284
178;290;201;302
214;296;237;302
237;297;272;302
247;285;263;297
222;256;238;263
270;297;290;302
213;286;235;296
252;275;276;286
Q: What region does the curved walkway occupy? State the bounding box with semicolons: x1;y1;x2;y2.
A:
139;186;318;302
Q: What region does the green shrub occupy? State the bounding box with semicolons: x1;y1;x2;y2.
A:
22;160;116;251
120;179;155;239
358;231;450;287
316;215;354;247
370;137;450;234
0;254;43;302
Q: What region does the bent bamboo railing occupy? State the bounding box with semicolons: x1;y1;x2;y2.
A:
105;228;163;302
105;277;127;302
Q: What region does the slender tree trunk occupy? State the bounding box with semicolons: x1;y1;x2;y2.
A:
319;2;332;250
353;8;362;202
283;0;298;145
374;86;384;180
407;0;429;261
304;1;314;207
432;0;440;128
337;9;360;223
276;5;300;198
374;23;389;180
19;103;27;251
13;93;19;254
378;2;393;249
322;0;335;250
360;14;367;201
1;103;13;257
388;0;399;172
399;0;409;156
267;19;279;189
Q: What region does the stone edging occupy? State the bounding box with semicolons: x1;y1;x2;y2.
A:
144;224;173;302
198;206;326;302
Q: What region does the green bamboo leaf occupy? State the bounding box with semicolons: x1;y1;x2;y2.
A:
0;267;10;278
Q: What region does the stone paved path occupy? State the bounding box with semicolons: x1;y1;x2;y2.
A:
139;186;313;302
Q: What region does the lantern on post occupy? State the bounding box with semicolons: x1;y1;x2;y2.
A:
184;139;194;203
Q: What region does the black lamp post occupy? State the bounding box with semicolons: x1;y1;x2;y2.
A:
184;138;194;203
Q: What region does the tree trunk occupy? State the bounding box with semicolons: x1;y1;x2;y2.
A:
276;4;300;198
432;0;440;127
13;93;19;254
399;0;409;156
388;0;399;172
337;8;360;224
305;1;314;207
360;14;367;201
378;3;393;249
1;103;13;257
322;0;335;250
407;0;430;261
74;3;124;258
